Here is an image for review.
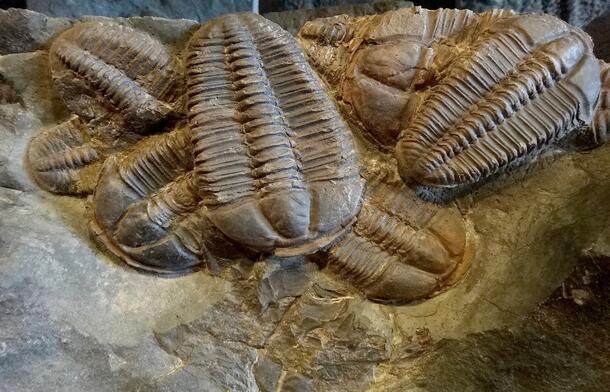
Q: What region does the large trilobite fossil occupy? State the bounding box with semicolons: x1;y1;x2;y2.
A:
300;8;602;193
25;8;608;304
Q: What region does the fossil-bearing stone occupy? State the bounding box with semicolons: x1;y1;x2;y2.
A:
20;9;609;302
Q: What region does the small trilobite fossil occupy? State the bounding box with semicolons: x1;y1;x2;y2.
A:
186;13;363;255
322;174;471;303
24;9;609;303
27;116;102;194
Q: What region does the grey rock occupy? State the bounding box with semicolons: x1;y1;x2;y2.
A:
264;0;413;34
456;0;610;27
27;0;253;22
0;8;71;55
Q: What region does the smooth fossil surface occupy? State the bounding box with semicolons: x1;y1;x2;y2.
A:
21;8;610;301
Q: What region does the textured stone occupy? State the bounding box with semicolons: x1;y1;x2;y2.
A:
264;0;413;34
27;0;253;22
1;8;609;392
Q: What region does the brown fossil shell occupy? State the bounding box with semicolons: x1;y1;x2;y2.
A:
395;14;601;188
298;7;505;147
324;175;471;304
186;13;364;255
90;126;247;273
591;61;610;145
49;21;181;132
26;116;102;194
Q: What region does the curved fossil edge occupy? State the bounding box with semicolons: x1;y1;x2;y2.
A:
25;116;102;195
88;218;203;275
341;218;477;306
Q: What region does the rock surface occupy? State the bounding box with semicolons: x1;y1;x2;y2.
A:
27;0;253;22
0;9;609;392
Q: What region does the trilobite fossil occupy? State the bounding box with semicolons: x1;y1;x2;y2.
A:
395;14;600;188
186;13;363;255
321;174;471;303
24;9;609;304
49;21;181;131
299;9;603;192
27;116;102;194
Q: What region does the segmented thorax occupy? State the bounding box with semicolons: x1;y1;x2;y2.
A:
325;175;471;304
396;14;601;188
89;126;250;273
186;13;364;255
49;21;181;132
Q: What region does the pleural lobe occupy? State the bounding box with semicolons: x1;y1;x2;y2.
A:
325;175;471;304
186;13;363;254
396;13;601;188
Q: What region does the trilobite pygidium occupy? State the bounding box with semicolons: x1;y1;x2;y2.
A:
299;8;603;193
24;10;607;304
27;21;181;194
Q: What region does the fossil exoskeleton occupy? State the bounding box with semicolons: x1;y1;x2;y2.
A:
27;21;183;195
323;175;471;303
24;9;608;304
300;8;602;192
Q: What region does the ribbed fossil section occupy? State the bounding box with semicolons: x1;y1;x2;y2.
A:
297;7;486;147
396;14;601;188
89;127;205;273
326;176;470;304
26;116;101;194
186;13;363;254
49;21;179;131
591;61;610;145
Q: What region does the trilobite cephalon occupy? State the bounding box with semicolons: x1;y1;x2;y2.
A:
26;21;182;194
299;8;603;191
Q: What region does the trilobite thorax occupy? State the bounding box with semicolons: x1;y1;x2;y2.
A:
323;175;471;304
186;13;364;255
49;21;181;132
89;126;251;273
395;13;601;188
